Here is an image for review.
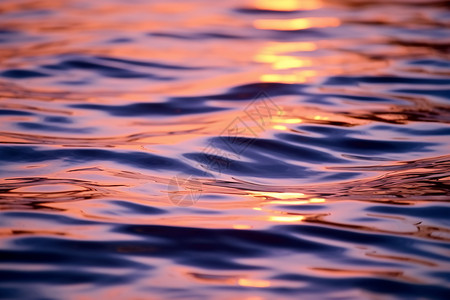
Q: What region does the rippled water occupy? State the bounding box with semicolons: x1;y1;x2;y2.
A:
1;0;450;299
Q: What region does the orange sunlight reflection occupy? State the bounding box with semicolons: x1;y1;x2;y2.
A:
274;118;303;124
254;41;316;71
249;192;306;199
260;71;319;83
238;278;271;288
255;55;313;70
248;192;327;225
233;224;253;230
251;0;323;11
268;197;326;205
272;125;288;130
254;17;340;31
253;16;340;83
269;215;305;223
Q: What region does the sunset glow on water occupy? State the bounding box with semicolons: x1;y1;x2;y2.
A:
0;0;449;299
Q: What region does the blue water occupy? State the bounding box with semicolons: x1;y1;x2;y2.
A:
0;0;449;299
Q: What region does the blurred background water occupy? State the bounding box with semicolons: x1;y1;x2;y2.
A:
0;0;449;299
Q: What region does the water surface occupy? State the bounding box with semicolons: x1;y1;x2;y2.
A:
1;0;450;299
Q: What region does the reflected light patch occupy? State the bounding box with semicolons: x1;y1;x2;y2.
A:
238;278;271;288
273;125;287;130
254;54;288;63
272;117;303;124
250;192;306;199
273;57;313;70
255;54;312;70
254;17;340;31
269;215;305;222
251;0;323;11
233;224;252;229
310;197;326;203
261;70;318;84
261;74;299;83
284;118;303;124
268;197;326;205
269;200;309;205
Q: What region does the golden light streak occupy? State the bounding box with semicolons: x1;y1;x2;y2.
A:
273;125;287;130
269;200;309;205
260;70;318;84
251;0;323;11
268;198;326;205
283;118;303;124
255;54;313;70
260;74;299;83
254;54;283;63
254;17;340;31
255;39;320;83
238;278;271;288
273;57;313;70
250;192;306;199
233;224;252;229
271;117;303;124
314;115;329;120
309;198;326;203
269;215;305;222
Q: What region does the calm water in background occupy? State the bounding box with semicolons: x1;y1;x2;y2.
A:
1;0;450;299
